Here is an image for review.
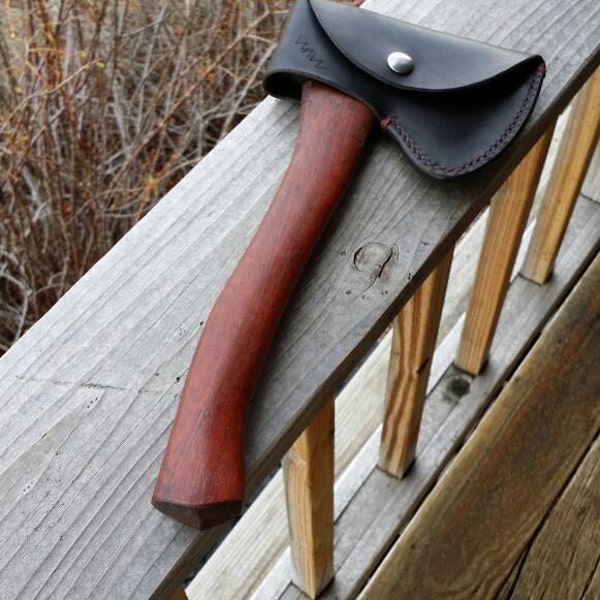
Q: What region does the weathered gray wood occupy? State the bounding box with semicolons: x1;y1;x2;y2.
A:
248;212;537;600
359;252;600;600
189;192;508;600
0;0;599;598
265;196;600;599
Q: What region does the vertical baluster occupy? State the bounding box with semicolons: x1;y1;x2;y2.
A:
379;249;453;478
455;126;555;375
283;400;334;598
169;586;188;600
522;69;600;284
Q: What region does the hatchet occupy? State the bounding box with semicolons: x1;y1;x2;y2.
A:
152;80;374;529
152;0;544;529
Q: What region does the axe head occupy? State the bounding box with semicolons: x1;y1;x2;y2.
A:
264;0;545;179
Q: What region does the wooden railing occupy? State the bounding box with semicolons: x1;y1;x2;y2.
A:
279;69;600;600
0;0;599;599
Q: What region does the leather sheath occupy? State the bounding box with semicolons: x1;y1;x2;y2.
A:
264;0;545;179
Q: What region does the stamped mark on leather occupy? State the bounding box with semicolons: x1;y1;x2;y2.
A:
295;35;326;70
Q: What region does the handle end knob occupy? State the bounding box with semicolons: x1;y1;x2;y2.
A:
152;493;242;530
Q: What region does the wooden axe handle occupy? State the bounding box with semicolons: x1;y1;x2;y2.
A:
152;81;375;529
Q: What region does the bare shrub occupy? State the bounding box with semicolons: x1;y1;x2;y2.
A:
0;0;291;353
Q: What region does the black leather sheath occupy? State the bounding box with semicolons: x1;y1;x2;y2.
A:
264;0;545;179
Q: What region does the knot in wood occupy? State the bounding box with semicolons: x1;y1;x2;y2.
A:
352;243;395;281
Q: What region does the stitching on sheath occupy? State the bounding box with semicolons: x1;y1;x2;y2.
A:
383;70;543;176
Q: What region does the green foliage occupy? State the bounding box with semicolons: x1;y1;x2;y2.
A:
0;0;290;352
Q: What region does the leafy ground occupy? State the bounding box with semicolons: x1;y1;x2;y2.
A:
0;0;291;353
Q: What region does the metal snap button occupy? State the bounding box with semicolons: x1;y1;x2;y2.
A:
387;52;414;75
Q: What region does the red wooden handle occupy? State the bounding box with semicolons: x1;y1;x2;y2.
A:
152;82;375;529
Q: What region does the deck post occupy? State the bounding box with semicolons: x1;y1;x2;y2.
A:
455;126;555;375
521;68;600;284
283;399;335;598
379;249;453;478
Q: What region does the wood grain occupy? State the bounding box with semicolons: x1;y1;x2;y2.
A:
522;68;600;284
152;81;374;529
455;127;554;375
283;400;334;598
0;0;598;597
379;248;453;478
358;252;600;600
168;587;189;600
269;195;600;600
214;120;574;596
187;189;513;600
497;435;600;600
493;550;528;600
188;114;574;595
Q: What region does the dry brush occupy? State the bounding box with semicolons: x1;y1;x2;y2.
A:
0;0;290;353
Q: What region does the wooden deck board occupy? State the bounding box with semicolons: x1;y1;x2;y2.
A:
496;434;600;600
358;253;600;600
0;1;599;598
